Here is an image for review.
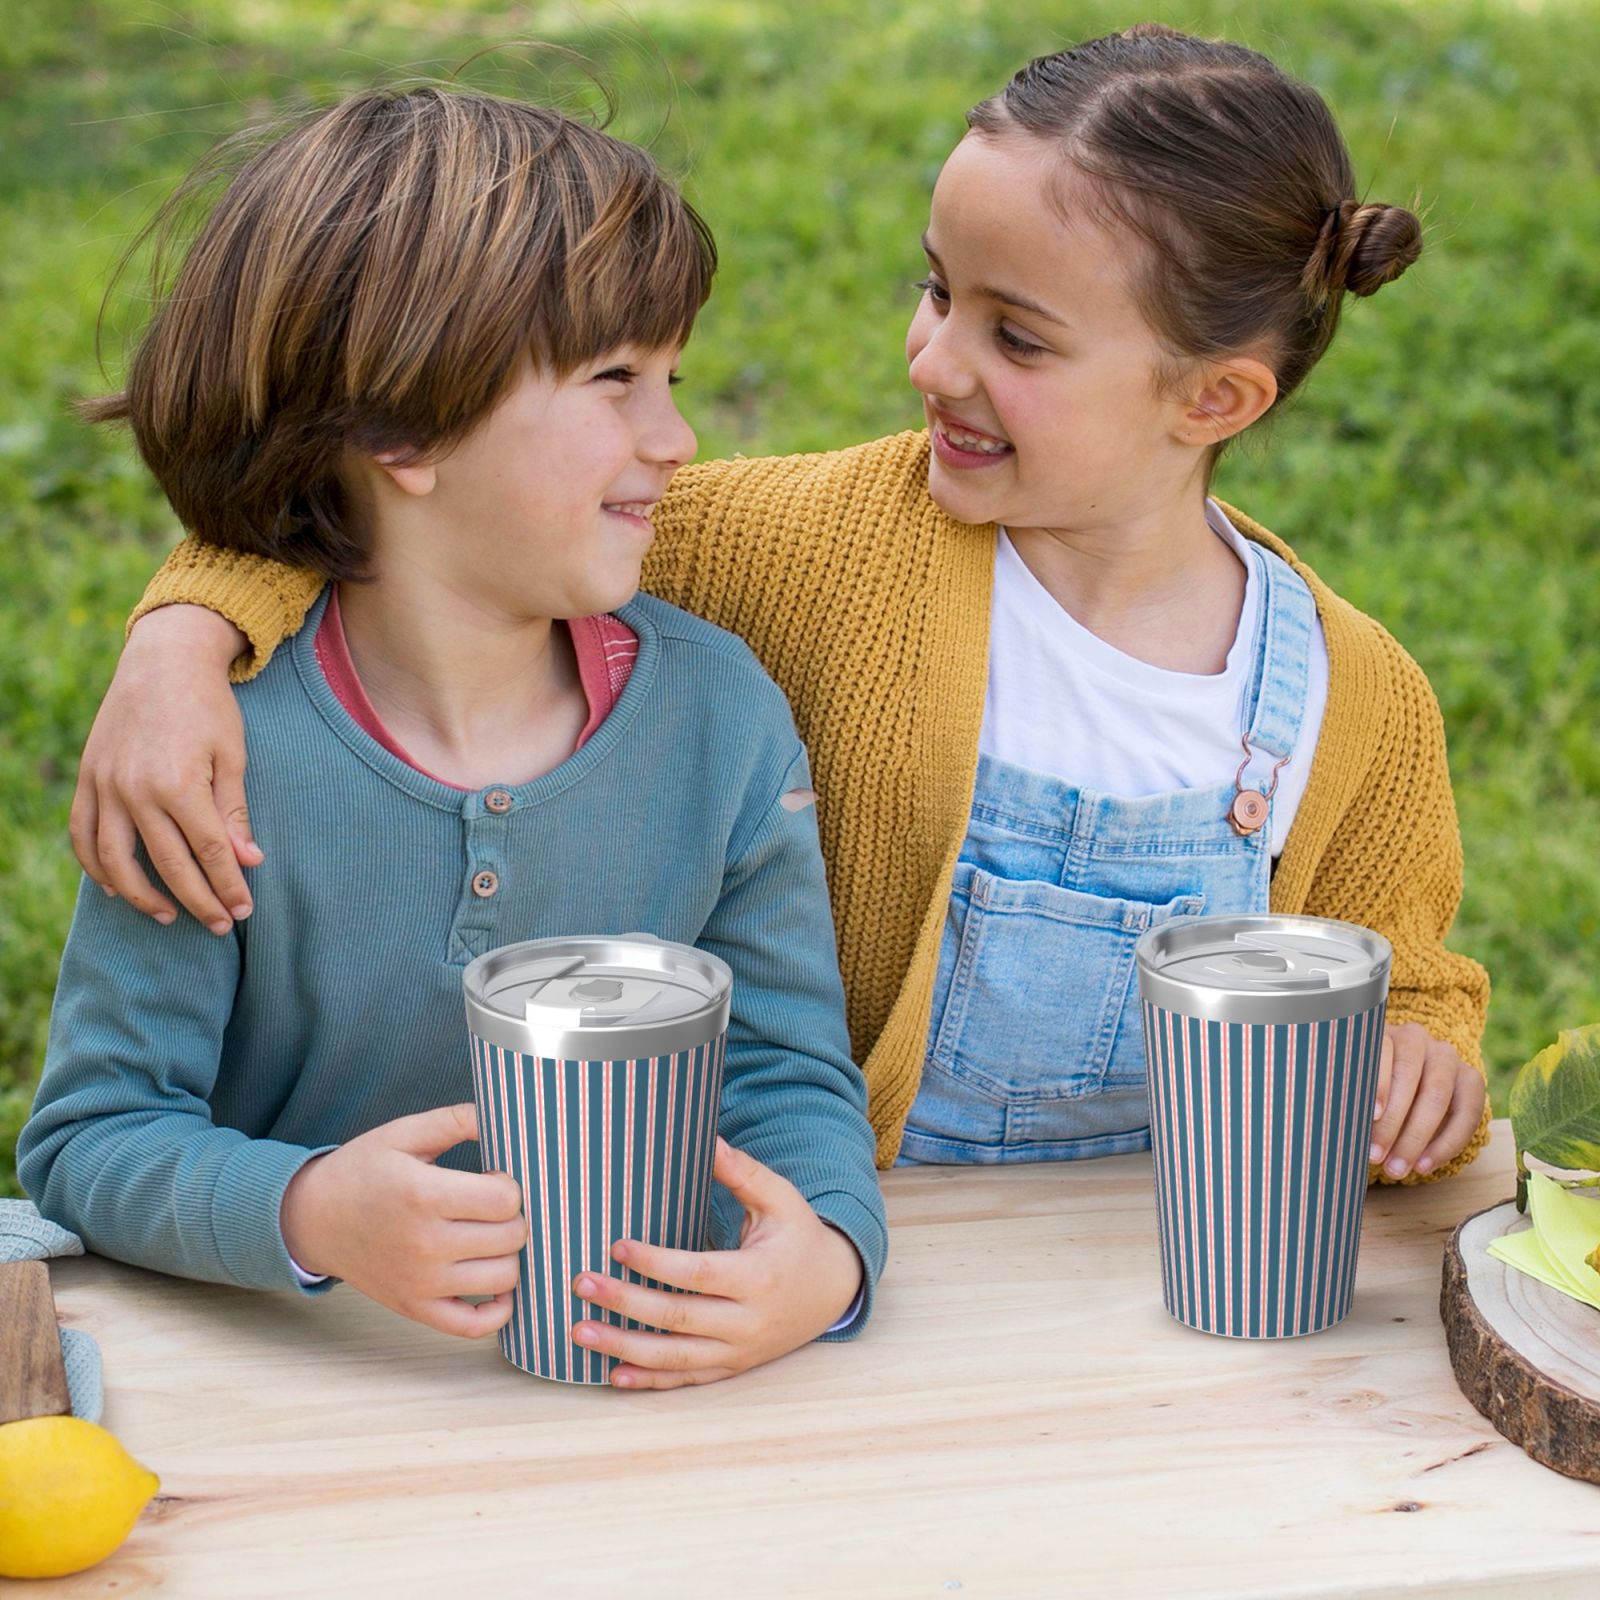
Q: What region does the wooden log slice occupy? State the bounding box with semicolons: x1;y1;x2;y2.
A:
1442;1200;1600;1484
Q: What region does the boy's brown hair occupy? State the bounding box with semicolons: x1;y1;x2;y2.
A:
86;87;717;579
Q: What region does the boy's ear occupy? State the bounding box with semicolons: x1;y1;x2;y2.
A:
372;450;437;498
1180;357;1278;447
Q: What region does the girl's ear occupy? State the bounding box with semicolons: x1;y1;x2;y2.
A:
1181;357;1278;447
372;451;437;498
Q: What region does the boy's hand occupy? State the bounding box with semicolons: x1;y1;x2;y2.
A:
570;1137;864;1389
280;1102;528;1339
70;604;257;934
1369;1021;1486;1180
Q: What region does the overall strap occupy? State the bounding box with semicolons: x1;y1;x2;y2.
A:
1239;542;1316;774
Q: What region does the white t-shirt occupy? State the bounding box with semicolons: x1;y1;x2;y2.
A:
979;503;1329;857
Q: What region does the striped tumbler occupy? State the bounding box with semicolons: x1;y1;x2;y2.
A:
463;935;732;1383
1136;915;1391;1339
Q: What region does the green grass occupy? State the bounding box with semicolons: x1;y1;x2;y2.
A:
3;0;1597;1195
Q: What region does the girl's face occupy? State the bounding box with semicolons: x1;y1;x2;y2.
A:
905;132;1206;536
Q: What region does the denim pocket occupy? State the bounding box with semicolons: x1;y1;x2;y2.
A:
927;864;1203;1143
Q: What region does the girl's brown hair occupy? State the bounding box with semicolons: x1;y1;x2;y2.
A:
967;23;1420;423
86;87;716;579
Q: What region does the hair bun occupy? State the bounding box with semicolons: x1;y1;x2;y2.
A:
1305;200;1422;300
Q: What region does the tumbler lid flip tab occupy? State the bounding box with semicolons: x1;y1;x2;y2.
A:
464;935;732;1060
1136;914;1391;1025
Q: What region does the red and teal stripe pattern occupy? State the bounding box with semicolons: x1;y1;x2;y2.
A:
1142;1001;1386;1339
469;1034;727;1383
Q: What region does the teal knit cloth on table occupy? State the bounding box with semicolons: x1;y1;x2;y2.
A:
0;1200;102;1422
18;590;885;1331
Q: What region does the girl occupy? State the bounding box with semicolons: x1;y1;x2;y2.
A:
69;25;1489;1183
21;87;885;1389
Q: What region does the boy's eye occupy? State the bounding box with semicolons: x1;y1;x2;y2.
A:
913;276;950;307
594;366;637;385
996;325;1045;358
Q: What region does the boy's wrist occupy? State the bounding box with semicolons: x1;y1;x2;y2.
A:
279;1151;337;1278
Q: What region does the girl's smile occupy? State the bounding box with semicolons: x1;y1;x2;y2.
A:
906;132;1209;544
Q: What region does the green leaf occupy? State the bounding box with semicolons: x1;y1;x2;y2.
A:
1509;1023;1600;1173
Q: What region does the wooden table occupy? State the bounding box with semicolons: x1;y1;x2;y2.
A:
38;1120;1600;1598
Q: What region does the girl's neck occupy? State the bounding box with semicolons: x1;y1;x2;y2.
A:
335;572;588;789
1005;499;1248;675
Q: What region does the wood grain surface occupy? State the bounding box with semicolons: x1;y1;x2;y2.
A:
35;1122;1600;1599
0;1260;71;1424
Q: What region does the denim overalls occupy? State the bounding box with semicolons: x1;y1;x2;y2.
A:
898;540;1316;1165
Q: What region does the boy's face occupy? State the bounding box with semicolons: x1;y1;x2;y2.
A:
370;344;696;620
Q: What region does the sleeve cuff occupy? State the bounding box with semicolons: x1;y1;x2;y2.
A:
807;1189;887;1343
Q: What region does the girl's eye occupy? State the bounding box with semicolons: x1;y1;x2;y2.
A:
997;325;1045;358
594;366;637;385
913;277;950;307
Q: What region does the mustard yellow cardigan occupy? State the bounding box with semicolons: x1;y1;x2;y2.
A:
133;430;1491;1178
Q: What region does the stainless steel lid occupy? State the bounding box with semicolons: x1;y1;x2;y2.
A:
1135;914;1391;1024
463;935;732;1059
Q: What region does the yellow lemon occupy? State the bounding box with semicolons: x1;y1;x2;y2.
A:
0;1415;160;1579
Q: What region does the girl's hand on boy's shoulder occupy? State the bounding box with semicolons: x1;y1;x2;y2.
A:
280;1102;529;1339
569;1137;864;1389
71;604;259;935
1369;1022;1486;1181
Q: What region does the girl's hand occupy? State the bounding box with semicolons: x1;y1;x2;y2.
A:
1369;1021;1487;1180
70;605;258;933
569;1137;865;1389
280;1102;528;1339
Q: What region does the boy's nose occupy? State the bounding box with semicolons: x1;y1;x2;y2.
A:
643;395;697;467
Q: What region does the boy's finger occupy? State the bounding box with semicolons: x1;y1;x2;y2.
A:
608;1362;737;1391
425;1291;516;1340
1369;1033;1424;1160
1414;1072;1488;1176
610;1236;742;1298
573;1270;737;1338
97;800;179;923
570;1317;729;1373
711;1137;802;1215
382;1101;482;1162
442;1213;530;1258
444;1253;523;1300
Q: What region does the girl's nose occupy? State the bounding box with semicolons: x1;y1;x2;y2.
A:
907;310;974;402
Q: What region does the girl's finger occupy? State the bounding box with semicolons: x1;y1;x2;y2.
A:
166;784;256;924
213;750;265;884
135;808;235;934
1413;1070;1488;1176
1369;1028;1425;1161
96;795;179;923
1373;1029;1395;1121
570;1317;730;1374
573;1270;739;1339
609;1235;744;1298
1382;1049;1459;1177
68;779;107;886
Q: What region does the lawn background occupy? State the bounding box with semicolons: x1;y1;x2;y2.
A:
2;0;1596;1195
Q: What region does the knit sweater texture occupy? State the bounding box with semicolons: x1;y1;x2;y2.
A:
27;590;886;1318
132;429;1492;1179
